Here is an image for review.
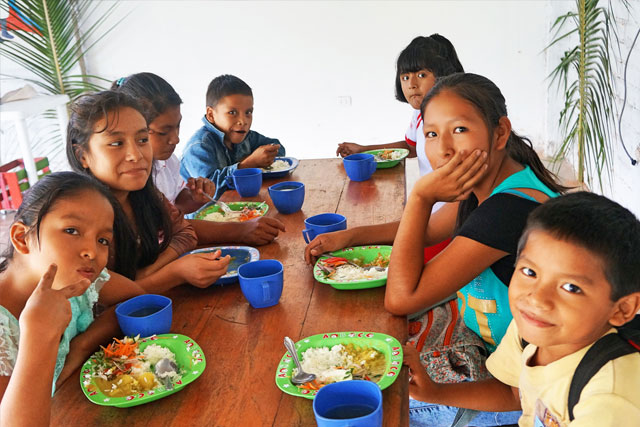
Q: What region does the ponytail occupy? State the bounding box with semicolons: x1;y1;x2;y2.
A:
506;132;569;194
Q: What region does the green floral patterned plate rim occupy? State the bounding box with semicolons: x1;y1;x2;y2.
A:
193;201;268;221
275;331;403;399
362;148;409;169
80;334;206;408
313;245;392;290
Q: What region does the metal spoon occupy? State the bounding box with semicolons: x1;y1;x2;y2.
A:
154;357;178;390
203;193;234;216
283;337;316;385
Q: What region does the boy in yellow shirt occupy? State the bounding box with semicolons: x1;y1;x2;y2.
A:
404;192;640;426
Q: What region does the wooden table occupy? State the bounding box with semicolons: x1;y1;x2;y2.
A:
51;158;409;426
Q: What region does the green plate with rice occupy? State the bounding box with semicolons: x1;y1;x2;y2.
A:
313;245;392;290
362;148;409;169
275;331;403;399
193;201;268;222
80;334;206;408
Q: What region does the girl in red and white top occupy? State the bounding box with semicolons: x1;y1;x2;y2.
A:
336;34;464;180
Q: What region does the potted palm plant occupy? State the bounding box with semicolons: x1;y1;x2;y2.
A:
547;0;630;188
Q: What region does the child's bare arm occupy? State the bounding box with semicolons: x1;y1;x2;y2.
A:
403;345;520;412
336;141;416;158
189;217;285;246
1;327;60;426
173;177;216;214
1;265;90;426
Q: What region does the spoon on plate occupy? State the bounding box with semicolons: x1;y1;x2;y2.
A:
203;193;234;216
154;357;178;390
283;337;316;385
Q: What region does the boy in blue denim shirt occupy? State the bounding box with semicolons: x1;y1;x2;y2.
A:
180;75;285;198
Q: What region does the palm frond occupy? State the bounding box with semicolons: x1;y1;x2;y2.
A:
0;0;124;101
547;0;627;188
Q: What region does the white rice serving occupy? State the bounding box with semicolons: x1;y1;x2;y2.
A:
203;212;229;222
297;344;354;383
263;159;290;172
329;265;387;282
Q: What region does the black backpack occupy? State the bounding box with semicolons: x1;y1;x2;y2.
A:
522;315;640;421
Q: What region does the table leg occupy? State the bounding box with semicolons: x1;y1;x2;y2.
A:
14;117;39;186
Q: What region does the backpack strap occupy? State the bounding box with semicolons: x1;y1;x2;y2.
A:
568;329;640;420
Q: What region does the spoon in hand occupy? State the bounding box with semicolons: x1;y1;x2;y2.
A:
283;336;316;385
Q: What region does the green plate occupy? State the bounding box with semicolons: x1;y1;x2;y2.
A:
313;245;392;290
362;148;410;169
275;331;403;399
193;201;268;221
80;334;206;408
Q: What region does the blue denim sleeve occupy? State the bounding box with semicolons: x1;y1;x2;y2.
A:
210;163;239;199
180;139;218;181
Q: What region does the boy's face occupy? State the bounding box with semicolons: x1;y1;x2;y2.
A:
206;94;253;145
509;229;623;363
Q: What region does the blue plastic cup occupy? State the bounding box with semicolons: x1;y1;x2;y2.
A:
268;181;305;214
238;260;284;308
225;168;263;197
313;380;383;427
302;213;347;243
343;153;377;182
115;294;172;338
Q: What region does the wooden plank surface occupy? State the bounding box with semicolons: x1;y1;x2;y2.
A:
50;158;408;426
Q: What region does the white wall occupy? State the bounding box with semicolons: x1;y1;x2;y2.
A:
2;1;638;214
78;0;552;160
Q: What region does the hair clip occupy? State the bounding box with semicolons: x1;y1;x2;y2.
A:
116;77;126;87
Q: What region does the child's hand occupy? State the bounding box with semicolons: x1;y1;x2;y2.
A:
19;264;91;338
238;216;286;246
241;144;280;169
413;149;488;204
403;344;440;403
304;230;353;265
186;177;216;204
336;142;364;157
177;250;231;288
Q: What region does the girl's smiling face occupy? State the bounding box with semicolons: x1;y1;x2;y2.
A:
422;90;493;171
80;106;152;194
400;69;436;110
149;105;182;161
22;190;114;289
